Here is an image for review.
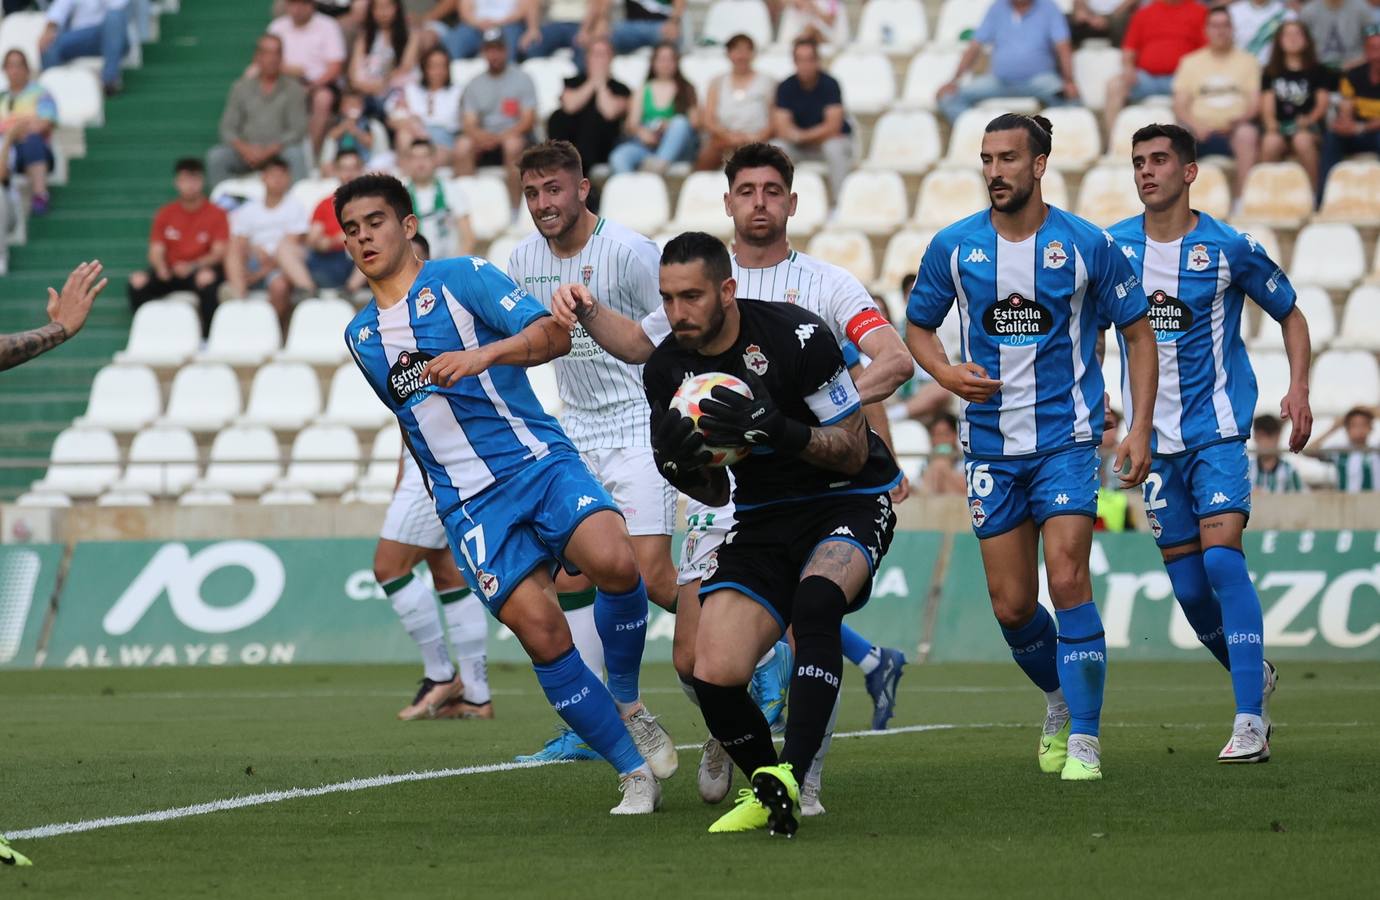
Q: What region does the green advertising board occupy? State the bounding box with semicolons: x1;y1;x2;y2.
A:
0;544;62;669
929;530;1380;661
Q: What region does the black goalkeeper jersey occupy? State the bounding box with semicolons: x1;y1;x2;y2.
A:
643;298;900;510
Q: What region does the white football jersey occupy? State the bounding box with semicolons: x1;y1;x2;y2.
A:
508;217;662;450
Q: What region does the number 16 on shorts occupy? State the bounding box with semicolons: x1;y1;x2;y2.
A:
966;462;993;532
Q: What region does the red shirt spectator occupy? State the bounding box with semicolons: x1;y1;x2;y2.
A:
310;196;344;250
151;197;230;268
1124;0;1208;76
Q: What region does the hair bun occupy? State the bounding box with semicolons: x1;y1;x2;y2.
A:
1031;114;1053;138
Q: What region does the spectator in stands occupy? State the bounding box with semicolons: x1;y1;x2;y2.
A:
936;0;1078;123
1104;0;1207;134
224;157;315;331
301;147;366;292
456;27;537;205
39;0;129;96
1261;20;1331;192
1300;0;1372;72
127;158;229;337
775;0;847;45
695;33;775;171
350;0;421;113
1250;414;1307;492
1229;0;1292;65
608;42;698;174
1320;27;1380;196
771;38;851;198
0;50;56;216
207;34;309;187
608;0;685;55
1173;6;1262;199
423;0;532;61
920;413;966;495
547;37;630;173
1310;406;1380;491
403;138;475;257
1069;0;1139;46
324;90;378;166
527;0;603;66
388;46;464;163
270;0;349;159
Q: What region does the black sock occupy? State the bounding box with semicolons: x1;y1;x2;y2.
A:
781;576;847;774
692;677;777;777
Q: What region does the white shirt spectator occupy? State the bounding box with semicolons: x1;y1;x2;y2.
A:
231;196;309;255
475;0;521;20
269;10;347;84
47;0;129;31
389;81;465;133
1229;0;1294;65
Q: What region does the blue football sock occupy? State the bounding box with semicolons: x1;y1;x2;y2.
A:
840;623;873;666
594;577;649;706
1000;605;1061;694
1203;547;1265;716
1165;552;1231;670
1055;601;1107;738
533;647;644;775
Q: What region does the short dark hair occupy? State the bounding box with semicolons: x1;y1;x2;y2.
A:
1253;414;1283;437
792;36;820;57
932;412;959;433
1131;122;1197;164
411;233;431;260
3;49;29;70
985;113;1054;158
725;33;754;51
1343;406;1375;426
333;173;414;225
334;148;363;165
900;272;917;296
517;140;584;178
1206;6;1231;23
724;141;794;189
259;155;290;173
174;157;205;175
662;231;732;285
408;137;435;153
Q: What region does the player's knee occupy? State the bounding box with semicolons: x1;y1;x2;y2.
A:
992;600;1035;632
592;543;640;594
1045;566;1090;606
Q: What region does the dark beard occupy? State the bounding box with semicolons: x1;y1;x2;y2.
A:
991;182;1035;214
673;304;726;351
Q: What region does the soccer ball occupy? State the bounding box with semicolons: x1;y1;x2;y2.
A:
670;372;753;467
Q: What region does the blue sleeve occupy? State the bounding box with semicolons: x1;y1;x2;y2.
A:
1090;229;1149;329
906;239;956;330
1231;231;1296;322
1047;3;1070;42
974;4;1000;44
454;258;550;337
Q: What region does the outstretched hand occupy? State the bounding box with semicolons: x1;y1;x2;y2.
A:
47;260;107;338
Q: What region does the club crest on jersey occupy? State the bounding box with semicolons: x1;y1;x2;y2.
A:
1147;511;1163;539
1147;290;1194;342
785;287;800;304
477;570;500;598
704;551;719;579
416;287;436;316
1042;240;1067;269
983;292;1053;346
742;343;769;375
1187;244;1212;272
969;499;986;529
581;264;594;286
387;349;437;406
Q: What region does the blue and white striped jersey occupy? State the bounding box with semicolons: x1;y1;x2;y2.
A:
907;206;1148;460
1108;212;1296;457
345;257;574;517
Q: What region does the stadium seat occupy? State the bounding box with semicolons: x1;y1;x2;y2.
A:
775;2;851;48
484;233;523;270
1233;223;1281;265
790;170;829;235
1290;223;1365;290
75;365;161;433
678;52;731;103
900;48;964;111
1310;350;1380;416
158;363;241;432
452;176;511;241
753;51;795;83
529;362;561;415
913;167;987;228
449;57;488;92
855;0;929;54
288;177;339;213
934;0;984;44
944;108;990;166
807;229;876;285
341;486;393;505
210;174;264;205
1314;159;1380;225
1103;345;1124;412
0;12;47;69
1106;105;1169;160
259;487;317;505
610;50;649;93
275;297;355;365
1193;162;1232;220
890;419;931;455
196;299;282;366
599;173;671;236
1072;44;1122;111
864;110;942;175
239;362;323;429
179;488;235;506
521;57;578;119
114;300;200;367
1074;165;1141;227
672;171;733;238
835;170;908;235
1041;168;1069;209
1250;350;1289;415
319;363;392;429
277;425;361;495
1250;285;1333;351
1040;107;1102;172
1332;286;1380;350
1236;162;1313;227
196;426;282;495
701;0;773;47
14;490;73;508
30;427;121;498
877;229;934;294
113;426;200;497
359;426;403;491
37;66;104;129
97;490;154;507
829;53;896;116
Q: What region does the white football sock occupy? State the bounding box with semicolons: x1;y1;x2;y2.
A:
443;594;490;704
387;576;454;683
805;690;843;785
856;647;882;676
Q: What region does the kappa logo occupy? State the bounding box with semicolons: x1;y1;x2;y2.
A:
581;264;594;286
1121;244;1138;260
795;323;818;347
1187;243;1212;272
830;526;855;537
471;257;487;270
1042;240;1067;269
964;248;990;264
1103;230;1116;246
356;325;373;344
1211;492;1230;505
477;570;500;598
1244;233;1260;253
576;495;596;509
416;287;436;316
1055;493;1070;505
743;343;769;375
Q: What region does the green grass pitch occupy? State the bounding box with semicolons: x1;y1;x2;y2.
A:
3;661;1378;898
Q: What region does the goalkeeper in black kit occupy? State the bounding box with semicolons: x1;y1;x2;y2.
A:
641;232;900;837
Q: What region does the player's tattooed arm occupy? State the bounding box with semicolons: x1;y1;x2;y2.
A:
0;323;68;372
800;409;870;475
0;260;107;372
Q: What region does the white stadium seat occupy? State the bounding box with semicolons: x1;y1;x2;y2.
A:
179;488;235;506
521;56;578;118
31;427;120;498
1041;106;1102;172
340;486;393;505
913;167;986;228
856;0;929;54
807;229;876;285
210;174;264;205
15;490;73;508
1075;165;1141;227
944;108;990;166
610;50;649;93
197;299;282;366
890;420;931;455
359;426;404;492
1041;168;1069;209
1233;224;1280;265
1193;162;1232;221
529;362;562;415
319;363;391;429
0;12;48;69
75;365;161;433
830;52;896;116
1237;162;1314;228
834;170;908;235
672;171;733;238
276;297;355;365
878;229;933;294
486;234;523;271
159;363;241;432
453;176;511;241
1291;223;1365;290
701;0;774;47
449;57;488;92
1103;343;1124;412
288;177;339;214
260;487;317;504
1315;159;1380;226
1310;351;1380;416
115;300;200;367
678;52;730;103
900;48;964;111
1106;104;1169;160
934;0;985;44
196;426;282;495
790;170;830;235
864;110;942;175
1250;285;1333;351
1250;350;1289;415
599;173;671;235
113;426;200;497
1332;286;1380;350
239;362;323;429
775;2;851;48
97;489;154;507
277;425;361;495
1072;45;1122;111
38;66;104;128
